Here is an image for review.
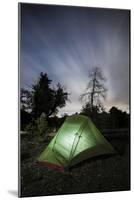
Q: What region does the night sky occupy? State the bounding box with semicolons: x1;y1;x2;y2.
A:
20;3;130;116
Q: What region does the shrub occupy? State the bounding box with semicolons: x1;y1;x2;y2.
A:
24;114;49;139
24;120;37;136
36;115;48;136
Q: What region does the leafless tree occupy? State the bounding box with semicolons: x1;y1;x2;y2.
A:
80;66;107;112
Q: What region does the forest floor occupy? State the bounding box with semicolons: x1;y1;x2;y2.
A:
20;132;130;197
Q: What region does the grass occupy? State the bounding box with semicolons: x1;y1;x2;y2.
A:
20;133;130;197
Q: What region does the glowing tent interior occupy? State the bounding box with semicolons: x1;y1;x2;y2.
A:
37;114;115;171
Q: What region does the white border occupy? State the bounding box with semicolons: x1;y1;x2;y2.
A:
0;0;133;199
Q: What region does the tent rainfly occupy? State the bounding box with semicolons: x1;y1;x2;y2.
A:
37;114;115;171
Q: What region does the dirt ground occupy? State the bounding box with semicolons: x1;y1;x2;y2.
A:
20;134;130;197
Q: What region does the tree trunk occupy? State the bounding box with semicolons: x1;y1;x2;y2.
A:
91;72;96;112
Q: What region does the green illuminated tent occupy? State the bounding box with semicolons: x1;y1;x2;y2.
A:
38;114;115;171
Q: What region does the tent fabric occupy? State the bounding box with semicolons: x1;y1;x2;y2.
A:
37;114;115;169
